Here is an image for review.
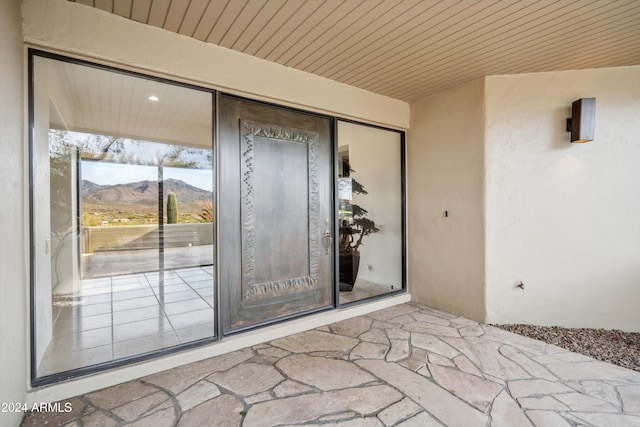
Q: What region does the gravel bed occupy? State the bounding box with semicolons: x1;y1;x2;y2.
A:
493;324;640;372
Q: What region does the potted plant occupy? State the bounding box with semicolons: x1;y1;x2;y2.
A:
338;167;379;291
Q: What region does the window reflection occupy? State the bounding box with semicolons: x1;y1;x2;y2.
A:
76;136;214;278
337;121;404;304
33;55;215;379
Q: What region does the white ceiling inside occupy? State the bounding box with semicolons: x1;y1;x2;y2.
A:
39;56;213;148
69;0;640;103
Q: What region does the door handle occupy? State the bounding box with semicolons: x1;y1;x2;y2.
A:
323;230;332;255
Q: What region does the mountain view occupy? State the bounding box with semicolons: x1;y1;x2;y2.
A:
82;178;212;225
82;178;211;205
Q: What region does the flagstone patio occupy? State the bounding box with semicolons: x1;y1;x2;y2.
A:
22;303;640;426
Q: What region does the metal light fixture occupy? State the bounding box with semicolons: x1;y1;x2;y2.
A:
566;98;595;143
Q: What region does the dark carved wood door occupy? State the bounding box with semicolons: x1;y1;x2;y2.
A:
219;95;333;333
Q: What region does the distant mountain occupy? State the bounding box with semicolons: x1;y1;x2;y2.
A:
82;178;211;205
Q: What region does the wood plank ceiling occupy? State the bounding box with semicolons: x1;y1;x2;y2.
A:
69;0;640;102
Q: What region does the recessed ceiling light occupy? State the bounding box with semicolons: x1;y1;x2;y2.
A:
148;95;159;102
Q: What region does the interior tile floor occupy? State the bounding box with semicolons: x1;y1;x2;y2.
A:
26;303;640;426
40;266;216;377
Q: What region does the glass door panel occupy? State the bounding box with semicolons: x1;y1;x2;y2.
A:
337;121;405;304
31;54;215;380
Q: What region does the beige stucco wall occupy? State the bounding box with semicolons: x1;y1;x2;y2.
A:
0;0;28;425
407;78;486;322
22;0;409;130
409;66;640;332
485;67;640;332
83;223;215;253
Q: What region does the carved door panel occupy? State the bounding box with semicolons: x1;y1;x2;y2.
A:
219;96;333;333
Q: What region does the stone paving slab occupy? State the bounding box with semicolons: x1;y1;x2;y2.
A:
21;303;640;426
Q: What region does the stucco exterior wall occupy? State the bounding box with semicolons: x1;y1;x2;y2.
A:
408;78;486;322
0;0;28;425
485;67;640;332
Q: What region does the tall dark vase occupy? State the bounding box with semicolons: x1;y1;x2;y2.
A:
339;251;360;291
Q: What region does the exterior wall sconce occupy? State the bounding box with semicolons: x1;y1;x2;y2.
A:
566;98;596;143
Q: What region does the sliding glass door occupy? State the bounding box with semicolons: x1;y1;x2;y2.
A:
31;53;215;380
